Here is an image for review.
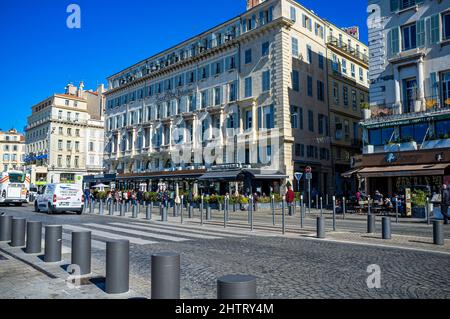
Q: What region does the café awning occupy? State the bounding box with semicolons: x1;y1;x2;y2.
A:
198;170;244;181
357;164;449;178
341;168;362;178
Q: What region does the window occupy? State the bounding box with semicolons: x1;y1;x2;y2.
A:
351;64;356;78
67;141;72;151
307;76;313;97
295;144;301;157
229;81;238;102
245;110;253;130
66;156;71;167
245;49;252;64
214;87;221;106
57;155;62;167
262;71;270;92
315;23;324;39
342;59;347;74
262;42;270;56
65;100;69;106
391;0;423;12
58;127;63;135
258;105;274;129
76;129;80;137
302;14;312;31
352;90;357;109
402;23;417;51
58;111;62;120
369;127;395;145
317;81;325;101
292;37;299;57
75;141;79;152
343;87;349;106
308;110;314;132
318;114;323;135
244;77;253;98
290;7;297;22
306;45;312;64
333;82;339;104
299;107;304;130
292;70;300;92
359;68;364;82
290;106;298;129
89;142;94;152
75;113;79;122
201;90;209;108
67;128;72;136
318;53;324;69
58;140;63;150
74;156;79;168
443;12;450;41
67;112;71;121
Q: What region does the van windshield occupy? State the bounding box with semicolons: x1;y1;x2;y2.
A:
8;173;25;183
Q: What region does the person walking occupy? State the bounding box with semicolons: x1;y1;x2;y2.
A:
441;184;450;225
286;186;295;216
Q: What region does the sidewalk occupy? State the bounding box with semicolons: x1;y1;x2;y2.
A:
0;243;146;299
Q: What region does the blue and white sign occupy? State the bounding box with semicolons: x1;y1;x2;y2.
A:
294;172;303;181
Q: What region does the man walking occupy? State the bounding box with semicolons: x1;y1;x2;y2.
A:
441;184;450;225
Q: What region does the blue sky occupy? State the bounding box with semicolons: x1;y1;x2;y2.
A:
0;0;368;132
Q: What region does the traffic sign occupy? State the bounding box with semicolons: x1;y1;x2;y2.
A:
305;173;313;180
305;166;312;174
294;172;303;181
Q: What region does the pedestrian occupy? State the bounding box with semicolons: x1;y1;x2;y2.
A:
286;186;295;216
441;184;450;225
356;190;361;203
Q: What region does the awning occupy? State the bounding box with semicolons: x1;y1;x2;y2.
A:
341;168;362;178
245;169;288;180
358;164;449;178
198;170;244;181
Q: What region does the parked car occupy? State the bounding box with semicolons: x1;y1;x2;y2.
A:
34;183;84;215
28;185;38;203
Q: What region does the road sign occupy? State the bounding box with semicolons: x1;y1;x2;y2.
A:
294;172;303;181
305;166;312;174
305;173;313;180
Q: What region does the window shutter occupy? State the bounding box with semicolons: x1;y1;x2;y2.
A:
270;105;275;128
389;28;399;55
429;73;438;99
416;19;425;47
258;107;262;129
429;14;440;44
390;0;399;12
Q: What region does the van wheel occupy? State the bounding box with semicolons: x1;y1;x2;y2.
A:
76;210;83;215
14;203;22;207
34;202;40;213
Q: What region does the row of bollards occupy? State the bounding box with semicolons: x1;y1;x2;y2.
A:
0;214;257;298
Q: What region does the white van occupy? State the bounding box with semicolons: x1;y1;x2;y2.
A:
34;184;84;215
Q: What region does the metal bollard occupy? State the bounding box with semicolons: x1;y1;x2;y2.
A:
173;200;177;217
162;205;168;222
343;197;346;220
250;197;254;231
332;196;336;231
71;231;91;276
282;199;286;235
382;217;391;240
89;200;94;214
138;202;141;216
99;200;104;215
126;201;130;213
188;204;193;219
206;205;211;220
44;225;62;263
367;214;376;234
132;204;138;218
0;215;12;242
115;202;120;213
320;197;323;217
105;240;129;294
300;202;303;229
25;221;42;254
271;196;275;226
433;220;444;245
317;216;325;239
395;200;399;224
151;252;180;299
217;275;257;299
426;198;430;225
109;201;114;216
316;194;319;209
11;218;26;247
120;202;125;217
146;202;152;220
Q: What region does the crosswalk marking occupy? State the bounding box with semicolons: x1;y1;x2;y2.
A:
127;221;243;238
109;222;222;240
63;225;157;245
83;223;189;242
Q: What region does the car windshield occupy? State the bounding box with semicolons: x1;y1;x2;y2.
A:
8;173;25;183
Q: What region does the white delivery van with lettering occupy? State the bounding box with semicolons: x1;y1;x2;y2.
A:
34;183;84;215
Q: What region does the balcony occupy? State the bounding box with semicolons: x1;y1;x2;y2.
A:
327;36;369;66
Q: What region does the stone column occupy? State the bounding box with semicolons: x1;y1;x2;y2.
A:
416;58;425;112
394;67;402;114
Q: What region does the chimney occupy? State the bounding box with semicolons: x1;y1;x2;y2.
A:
78;81;85;97
65;83;77;96
246;0;264;10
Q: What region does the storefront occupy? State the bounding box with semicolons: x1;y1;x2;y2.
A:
83;174;117;190
347;149;450;196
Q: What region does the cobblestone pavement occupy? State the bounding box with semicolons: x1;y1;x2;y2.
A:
0;205;449;299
